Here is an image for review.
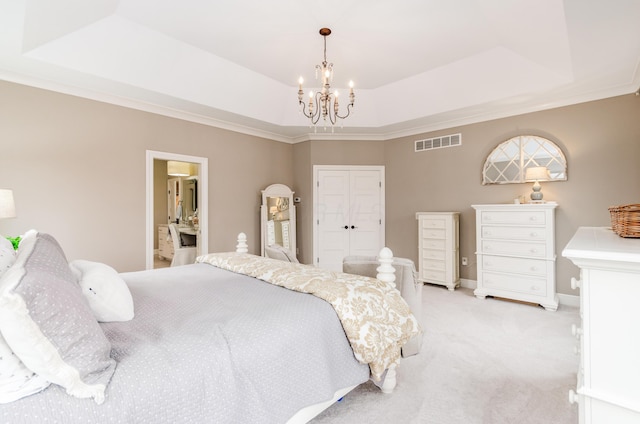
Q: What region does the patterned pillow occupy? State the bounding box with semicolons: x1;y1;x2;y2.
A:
0;232;116;404
69;260;134;322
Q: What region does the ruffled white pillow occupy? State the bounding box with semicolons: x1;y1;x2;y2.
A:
69;260;134;322
0;236;16;279
0;329;50;404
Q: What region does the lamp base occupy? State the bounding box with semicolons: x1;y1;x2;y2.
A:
530;180;543;202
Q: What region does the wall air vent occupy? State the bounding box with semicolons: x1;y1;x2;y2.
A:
415;133;462;152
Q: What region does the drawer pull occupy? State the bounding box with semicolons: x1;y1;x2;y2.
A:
530;266;538;272
571;324;582;338
530;285;539;291
568;390;579;405
573;345;580;355
530;232;538;237
530;216;538;221
570;277;581;290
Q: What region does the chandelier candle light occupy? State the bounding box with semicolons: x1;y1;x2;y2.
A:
298;28;355;131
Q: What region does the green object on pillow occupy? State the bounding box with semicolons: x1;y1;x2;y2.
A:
5;236;20;251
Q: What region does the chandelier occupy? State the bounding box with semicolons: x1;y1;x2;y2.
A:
297;28;355;130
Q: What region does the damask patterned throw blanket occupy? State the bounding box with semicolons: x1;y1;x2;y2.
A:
197;252;421;380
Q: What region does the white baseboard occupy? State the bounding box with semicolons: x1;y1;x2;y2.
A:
460;278;476;289
457;278;580;308
557;293;580;308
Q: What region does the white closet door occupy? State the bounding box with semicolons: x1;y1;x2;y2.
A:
315;167;384;271
349;170;383;256
316;170;351;271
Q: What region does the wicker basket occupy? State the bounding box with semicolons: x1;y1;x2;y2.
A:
609;204;640;237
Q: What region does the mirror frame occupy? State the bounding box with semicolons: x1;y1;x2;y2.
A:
261;183;296;258
482;135;567;185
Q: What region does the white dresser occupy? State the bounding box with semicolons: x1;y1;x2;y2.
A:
562;227;640;424
416;212;460;291
472;203;558;311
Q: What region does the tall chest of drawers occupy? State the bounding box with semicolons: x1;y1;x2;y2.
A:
563;227;640;424
416;212;460;291
472;203;558;311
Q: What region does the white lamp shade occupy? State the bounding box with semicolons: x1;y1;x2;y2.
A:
525;166;550;182
0;189;16;218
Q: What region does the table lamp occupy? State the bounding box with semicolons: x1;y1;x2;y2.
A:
0;189;16;218
525;167;550;202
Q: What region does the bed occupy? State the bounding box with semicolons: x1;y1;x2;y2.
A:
0;231;420;423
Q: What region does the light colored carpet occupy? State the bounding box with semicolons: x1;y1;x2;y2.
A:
312;285;579;424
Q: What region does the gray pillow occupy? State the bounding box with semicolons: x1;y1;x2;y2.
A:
265;244;299;263
0;232;116;404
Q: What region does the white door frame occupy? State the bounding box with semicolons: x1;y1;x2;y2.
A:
312;165;385;267
145;150;209;270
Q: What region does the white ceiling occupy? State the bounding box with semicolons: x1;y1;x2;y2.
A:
1;0;639;143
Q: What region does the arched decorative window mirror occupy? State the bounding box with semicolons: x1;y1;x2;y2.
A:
482;135;567;185
261;184;296;258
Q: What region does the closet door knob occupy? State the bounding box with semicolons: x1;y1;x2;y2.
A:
351;225;356;229
344;225;349;229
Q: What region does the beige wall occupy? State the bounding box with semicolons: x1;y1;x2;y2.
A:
382;94;640;295
1;79;638;296
290;95;639;296
0;81;292;271
292;140;386;263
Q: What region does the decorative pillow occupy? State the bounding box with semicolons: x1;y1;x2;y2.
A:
0;331;50;404
0;237;16;279
265;244;299;263
0;232;116;404
69;260;134;322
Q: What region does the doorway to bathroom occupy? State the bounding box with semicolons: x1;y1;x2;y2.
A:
145;150;208;270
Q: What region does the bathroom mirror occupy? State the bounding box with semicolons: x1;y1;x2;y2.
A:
482;135;567;184
261;184;296;258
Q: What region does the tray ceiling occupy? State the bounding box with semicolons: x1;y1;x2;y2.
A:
1;0;639;142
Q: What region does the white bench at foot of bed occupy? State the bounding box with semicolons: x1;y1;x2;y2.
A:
233;233;399;423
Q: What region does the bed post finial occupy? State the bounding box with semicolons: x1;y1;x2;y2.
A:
376;247;396;288
236;232;248;253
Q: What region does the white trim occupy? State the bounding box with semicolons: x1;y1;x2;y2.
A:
460;278;476;290
557;293;580;308
312;165;385;268
2;70;636;144
458;278;579;308
145;150;208;270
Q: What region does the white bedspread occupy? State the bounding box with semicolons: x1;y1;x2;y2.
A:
198;252;421;380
